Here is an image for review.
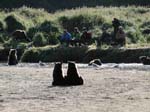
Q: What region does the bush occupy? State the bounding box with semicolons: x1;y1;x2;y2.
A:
21;46;89;62
33;32;49;47
0;20;4;31
27;27;39;39
45;33;59;45
120;20;134;29
38;20;59;33
21;48;41;62
4;14;26;32
27;21;60;44
3;38;18;49
126;27;144;43
140;21;150;29
0;35;4;43
59;14;105;32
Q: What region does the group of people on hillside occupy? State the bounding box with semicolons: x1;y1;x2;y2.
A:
60;27;92;47
60;18;126;47
96;18;126;47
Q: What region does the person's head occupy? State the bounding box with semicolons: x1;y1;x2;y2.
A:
118;26;123;31
63;29;67;33
82;27;87;32
113;18;119;21
74;27;79;32
102;27;107;32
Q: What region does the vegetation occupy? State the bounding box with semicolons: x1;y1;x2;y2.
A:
0;6;149;47
20;46;150;63
0;6;150;62
21;46;89;62
0;0;149;12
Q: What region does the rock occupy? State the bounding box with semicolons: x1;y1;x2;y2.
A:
89;59;102;66
139;56;150;65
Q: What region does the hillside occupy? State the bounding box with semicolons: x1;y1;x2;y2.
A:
0;0;150;12
0;6;150;49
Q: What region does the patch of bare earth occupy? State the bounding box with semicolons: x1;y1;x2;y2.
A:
0;65;150;112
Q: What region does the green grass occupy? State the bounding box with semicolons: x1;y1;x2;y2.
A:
0;6;150;49
0;0;149;11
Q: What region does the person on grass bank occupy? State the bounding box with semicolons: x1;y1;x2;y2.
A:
97;27;112;46
115;26;126;46
70;27;81;46
80;27;92;45
60;29;72;47
112;18;121;42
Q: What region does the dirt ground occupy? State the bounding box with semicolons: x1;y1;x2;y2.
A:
0;63;150;112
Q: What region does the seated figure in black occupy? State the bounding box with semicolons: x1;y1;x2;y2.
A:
64;61;83;85
52;62;65;86
139;56;150;65
8;49;18;65
80;27;92;45
97;28;112;46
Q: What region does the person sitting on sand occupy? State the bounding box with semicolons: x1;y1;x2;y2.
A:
60;29;72;47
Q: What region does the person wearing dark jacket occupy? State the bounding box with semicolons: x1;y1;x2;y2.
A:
112;18;121;41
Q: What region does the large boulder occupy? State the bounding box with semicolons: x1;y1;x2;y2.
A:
139;56;150;65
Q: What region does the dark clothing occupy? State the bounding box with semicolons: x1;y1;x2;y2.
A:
115;29;126;46
80;31;92;45
97;32;112;46
60;31;72;46
100;32;112;44
112;18;121;41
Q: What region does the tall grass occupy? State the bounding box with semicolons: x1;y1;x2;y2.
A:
0;6;150;48
0;0;149;11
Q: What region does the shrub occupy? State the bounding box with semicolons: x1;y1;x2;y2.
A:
21;48;41;62
4;14;26;33
0;34;4;43
3;38;18;49
0;20;4;31
27;27;39;39
45;33;59;45
38;20;59;33
126;28;143;43
21;46;89;62
33;32;49;47
140;21;150;29
27;21;60;44
120;20;134;29
59;14;105;32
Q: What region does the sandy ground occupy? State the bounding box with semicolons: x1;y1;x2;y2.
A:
0;63;150;112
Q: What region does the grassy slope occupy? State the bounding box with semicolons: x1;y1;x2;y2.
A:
0;6;149;43
0;6;150;62
0;0;150;11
